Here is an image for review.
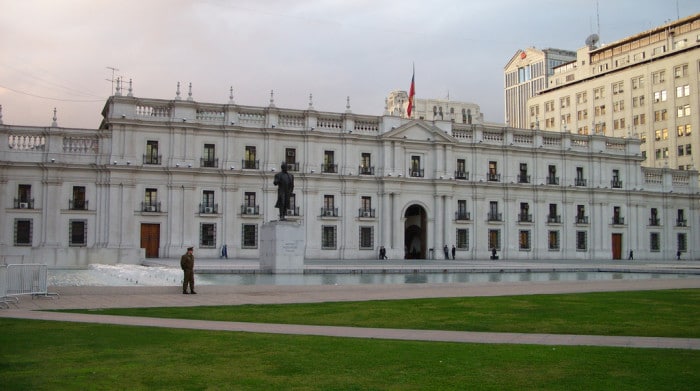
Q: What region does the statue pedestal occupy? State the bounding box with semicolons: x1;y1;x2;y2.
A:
260;220;304;274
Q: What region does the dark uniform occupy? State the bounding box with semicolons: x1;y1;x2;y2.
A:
180;247;196;294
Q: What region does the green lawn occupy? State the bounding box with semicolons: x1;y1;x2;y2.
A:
2;289;699;390
68;289;700;338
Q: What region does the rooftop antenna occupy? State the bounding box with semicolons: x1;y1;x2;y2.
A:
106;66;119;95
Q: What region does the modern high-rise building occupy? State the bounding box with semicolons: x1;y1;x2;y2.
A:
526;13;700;171
386;91;485;124
504;48;577;128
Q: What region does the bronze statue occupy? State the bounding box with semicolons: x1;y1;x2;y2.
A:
273;162;294;220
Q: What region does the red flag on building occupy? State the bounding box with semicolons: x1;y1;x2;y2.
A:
406;67;415;118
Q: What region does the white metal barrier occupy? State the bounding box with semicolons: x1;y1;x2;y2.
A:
0;264;58;307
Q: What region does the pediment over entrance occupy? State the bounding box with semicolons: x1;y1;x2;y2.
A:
381;120;456;143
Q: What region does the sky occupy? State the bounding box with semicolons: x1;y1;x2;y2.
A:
1;0;699;129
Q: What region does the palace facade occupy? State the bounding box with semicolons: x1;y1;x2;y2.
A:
1;90;698;266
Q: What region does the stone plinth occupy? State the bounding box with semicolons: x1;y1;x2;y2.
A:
260;220;305;273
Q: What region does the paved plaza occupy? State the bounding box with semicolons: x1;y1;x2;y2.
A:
2;258;700;350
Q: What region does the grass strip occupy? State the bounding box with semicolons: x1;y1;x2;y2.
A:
66;289;700;338
2;318;699;390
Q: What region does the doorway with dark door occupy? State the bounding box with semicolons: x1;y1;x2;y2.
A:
140;223;160;258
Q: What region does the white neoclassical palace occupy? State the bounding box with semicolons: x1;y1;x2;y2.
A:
1;89;698;267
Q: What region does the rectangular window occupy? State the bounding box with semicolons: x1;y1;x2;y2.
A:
519;230;531;250
14;219;32;246
241;224;258;248
456;228;469;250
323;195;335;216
322;225;337;249
200;223;216;248
285;148;297;171
488;229;500;251
359;227;373;250
144;188;158;212
456;158;467;179
69;220;87;247
71;186;87;210
201;190;215;213
201;144;217;167
323;151;336;173
410;155;423;177
677;233;687;252
576;231;588;251
548;230;560;250
145;140;160;164
650;232;660;252
488;161;499;181
360;153;372;175
244;146;258;169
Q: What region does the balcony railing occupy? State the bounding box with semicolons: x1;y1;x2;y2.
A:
575;178;587;186
612;216;625;225
517;174;531;184
286;206;300;217
611;179;623;188
455;211;471;221
69;199;89;210
14;198;35;209
358;208;375;218
200;157;219;168
241;204;260;215
649;217;660;226
454;171;469;180
141;201;162;212
547;214;562;224
199;203;218;214
547;176;559;185
576;215;589;224
676;219;687;227
487;212;502;221
286;162;300;172
409;168;424;177
322;163;337;173
143;154;162;165
242;159;259;170
321;207;338;217
518;213;533;223
359;166;375;175
486;173;501;182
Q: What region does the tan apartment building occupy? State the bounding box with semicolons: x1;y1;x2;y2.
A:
526;13;700;171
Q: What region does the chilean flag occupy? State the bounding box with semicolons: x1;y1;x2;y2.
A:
407;66;415;118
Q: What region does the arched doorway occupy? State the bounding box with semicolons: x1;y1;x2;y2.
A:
404;204;427;259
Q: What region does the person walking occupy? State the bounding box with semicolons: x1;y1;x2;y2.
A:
452;245;456;260
180;247;196;294
443;245;449;260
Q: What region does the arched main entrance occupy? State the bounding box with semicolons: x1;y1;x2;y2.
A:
404;204;427;259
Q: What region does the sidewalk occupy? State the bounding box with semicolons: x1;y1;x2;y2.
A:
2;275;700;350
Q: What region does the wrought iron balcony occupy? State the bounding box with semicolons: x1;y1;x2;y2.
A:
199;203;218;214
649;217;660;226
69;199;89;210
358;208;375;218
141;201;161;212
454;171;469;180
611;179;623;188
286;162;300;172
486;172;501;182
358;165;375;175
575;178;587;186
676;219;687;227
285;206;300;217
518;213;533;223
242;159;259;169
455;211;471;221
322;163;337;173
517;174;531;184
487;212;502;221
240;204;260;215
409;169;424;177
200;157;219;168
321;207;338;217
576;215;589;224
14;198;35;209
142;154;162;165
547;214;562;224
612;216;625;225
547;176;559;185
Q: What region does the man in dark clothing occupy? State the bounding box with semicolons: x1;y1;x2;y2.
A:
452;245;456;260
273;163;294;220
443;245;449;260
181;247;196;294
